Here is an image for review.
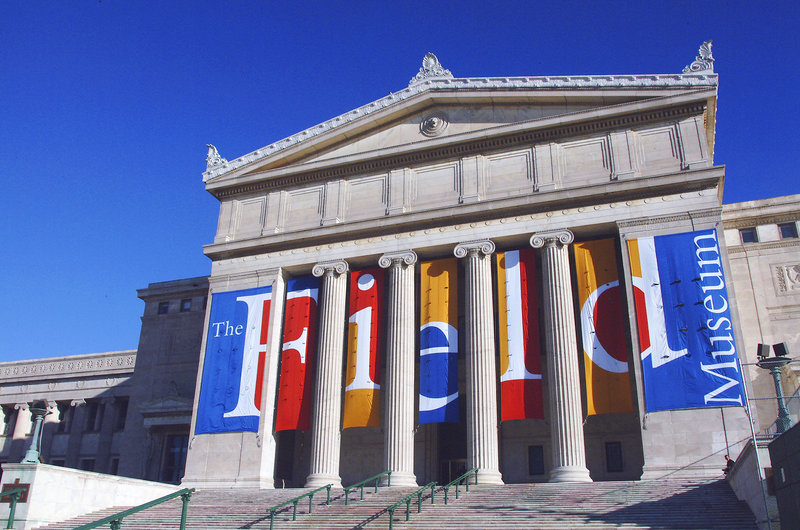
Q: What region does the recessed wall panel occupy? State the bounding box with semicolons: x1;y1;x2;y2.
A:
485;150;534;198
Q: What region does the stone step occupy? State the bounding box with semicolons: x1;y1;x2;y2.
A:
35;478;756;530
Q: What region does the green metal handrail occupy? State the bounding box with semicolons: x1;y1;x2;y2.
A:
385;482;437;530
343;470;391;505
74;488;194;530
1;488;26;530
441;467;478;504
266;484;331;530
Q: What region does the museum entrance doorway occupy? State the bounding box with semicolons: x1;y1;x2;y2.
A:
437;420;467;483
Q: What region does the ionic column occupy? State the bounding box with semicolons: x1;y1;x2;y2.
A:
379;250;418;487
305;260;349;488
11;403;32;462
530;230;592;483
454;240;503;485
12;403;31;440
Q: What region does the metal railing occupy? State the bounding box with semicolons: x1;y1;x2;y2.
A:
266;484;331;530
343;470;391;505
441;467;478;504
385;482;437;530
75;488;194;530
1;488;26;530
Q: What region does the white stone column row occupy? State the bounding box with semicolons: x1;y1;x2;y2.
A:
303;230;591;487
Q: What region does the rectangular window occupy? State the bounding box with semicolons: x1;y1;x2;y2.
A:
605;441;624;473
158;301;169;314
56;404;72;433
79;458;96;472
114;398;128;432
528;445;545;475
779;222;798;239
739;228;758;244
1;407;14;436
180;299;192;312
84;401;103;432
109;457;120;475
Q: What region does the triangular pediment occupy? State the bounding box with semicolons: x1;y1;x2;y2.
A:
204;72;717;193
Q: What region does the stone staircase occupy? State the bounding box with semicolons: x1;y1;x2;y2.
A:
36;477;756;529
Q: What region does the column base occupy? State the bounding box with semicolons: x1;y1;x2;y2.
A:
549;466;592;483
382;471;417;487
305;473;342;488
475;468;504;485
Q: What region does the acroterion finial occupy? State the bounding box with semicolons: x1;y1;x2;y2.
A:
205;144;227;171
682;41;714;74
409;52;453;85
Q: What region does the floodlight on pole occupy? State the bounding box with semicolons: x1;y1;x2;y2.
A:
755;343;794;434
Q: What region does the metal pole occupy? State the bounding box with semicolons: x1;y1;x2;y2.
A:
741;362;773;530
179;490;192;530
22;410;46;463
768;365;793;433
5;492;19;530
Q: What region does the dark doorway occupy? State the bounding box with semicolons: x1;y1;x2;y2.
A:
275;430;296;487
437;408;467;483
160;433;189;484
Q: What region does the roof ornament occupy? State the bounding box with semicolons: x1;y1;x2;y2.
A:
409;52;453;85
205;144;227;171
682;41;714;74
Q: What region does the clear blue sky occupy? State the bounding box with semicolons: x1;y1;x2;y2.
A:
2;1;798;362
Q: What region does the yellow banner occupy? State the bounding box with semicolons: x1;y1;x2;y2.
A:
574;239;634;415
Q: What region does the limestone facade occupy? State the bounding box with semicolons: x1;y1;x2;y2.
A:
183;50;753;488
722;195;800;431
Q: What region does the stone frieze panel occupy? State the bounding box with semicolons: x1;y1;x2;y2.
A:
484;149;535;199
216;117;711;245
774;263;800;295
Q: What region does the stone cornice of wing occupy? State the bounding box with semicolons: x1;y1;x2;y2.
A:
205;88;717;199
203;74;718;184
203;166;725;261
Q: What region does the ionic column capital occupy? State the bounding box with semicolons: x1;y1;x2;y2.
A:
454;239;495;258
378;250;418;269
529;230;574;249
14;403;29;412
311;260;349;278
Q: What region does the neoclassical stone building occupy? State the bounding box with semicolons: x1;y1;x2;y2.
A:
182;45;757;489
4;45;797;491
0;277;208;484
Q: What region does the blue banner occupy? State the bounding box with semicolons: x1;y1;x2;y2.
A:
628;229;744;412
196;285;273;434
419;259;459;424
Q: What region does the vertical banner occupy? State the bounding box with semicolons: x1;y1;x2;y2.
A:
628;229;744;412
419;258;459;424
574;239;634;415
496;248;543;421
196;285;272;434
275;276;319;431
343;268;384;428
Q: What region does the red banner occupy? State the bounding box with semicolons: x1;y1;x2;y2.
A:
275;276;319;432
343;268;383;428
496;248;543;421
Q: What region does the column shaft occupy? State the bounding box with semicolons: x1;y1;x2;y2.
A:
531;230;592;483
379;251;418;486
455;240;503;485
305;261;348;488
